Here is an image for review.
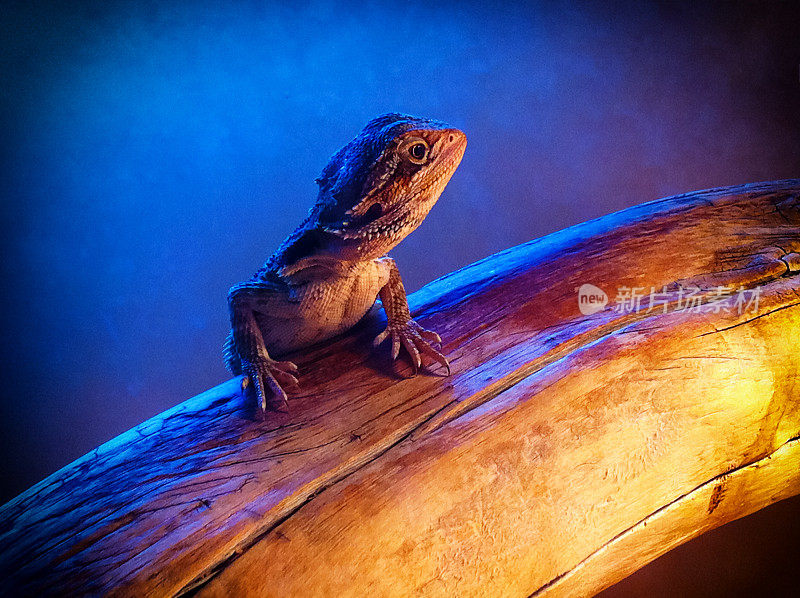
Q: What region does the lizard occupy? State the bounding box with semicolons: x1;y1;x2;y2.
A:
224;113;467;415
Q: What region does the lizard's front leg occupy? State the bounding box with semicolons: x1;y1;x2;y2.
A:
373;258;450;375
228;281;299;415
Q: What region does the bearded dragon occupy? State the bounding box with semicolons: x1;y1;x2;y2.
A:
224;113;467;415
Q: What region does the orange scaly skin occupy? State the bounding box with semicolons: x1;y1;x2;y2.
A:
225;114;467;415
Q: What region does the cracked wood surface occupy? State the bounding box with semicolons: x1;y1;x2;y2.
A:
1;180;799;597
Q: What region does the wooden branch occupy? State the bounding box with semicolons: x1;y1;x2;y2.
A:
1;181;799;597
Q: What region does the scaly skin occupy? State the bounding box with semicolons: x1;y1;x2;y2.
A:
225;113;467;415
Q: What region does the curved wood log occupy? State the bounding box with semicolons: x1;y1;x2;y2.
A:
1;181;799;597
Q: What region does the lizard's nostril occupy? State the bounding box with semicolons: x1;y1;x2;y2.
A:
449;134;455;143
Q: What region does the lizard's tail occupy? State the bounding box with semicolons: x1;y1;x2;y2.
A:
223;331;242;375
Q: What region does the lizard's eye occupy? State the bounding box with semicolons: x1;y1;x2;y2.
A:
410;143;427;160
405;140;429;164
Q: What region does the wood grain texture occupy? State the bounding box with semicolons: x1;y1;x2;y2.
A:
1;180;798;597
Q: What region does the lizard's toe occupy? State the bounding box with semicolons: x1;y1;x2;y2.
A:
374;321;450;377
272;359;299;374
415;336;451;375
241;358;296;416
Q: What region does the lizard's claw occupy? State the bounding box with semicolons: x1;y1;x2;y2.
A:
374;320;450;376
241;358;299;416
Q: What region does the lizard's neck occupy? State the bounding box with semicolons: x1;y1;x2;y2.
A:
262;204;407;283
260;220;376;284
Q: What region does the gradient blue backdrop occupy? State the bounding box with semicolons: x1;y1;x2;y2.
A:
1;1;799;593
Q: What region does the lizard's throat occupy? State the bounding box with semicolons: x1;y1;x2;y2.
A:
332;196;437;243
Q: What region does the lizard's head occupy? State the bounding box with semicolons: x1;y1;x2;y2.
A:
315;113;467;258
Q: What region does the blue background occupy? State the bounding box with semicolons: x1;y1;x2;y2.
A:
1;1;798;593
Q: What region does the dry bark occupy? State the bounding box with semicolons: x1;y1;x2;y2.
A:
1;180;799;597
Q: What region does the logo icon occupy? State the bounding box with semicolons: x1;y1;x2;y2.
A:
577;283;608;315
